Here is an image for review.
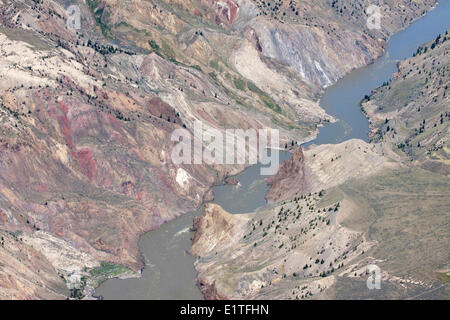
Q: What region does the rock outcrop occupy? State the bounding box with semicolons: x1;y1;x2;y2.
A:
363;32;450;175
265;147;310;202
192;195;375;299
266;140;399;203
192;28;450;301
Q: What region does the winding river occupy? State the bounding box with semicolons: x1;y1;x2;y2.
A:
95;0;450;300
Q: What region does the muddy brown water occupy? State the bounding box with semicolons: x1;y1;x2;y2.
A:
95;0;450;299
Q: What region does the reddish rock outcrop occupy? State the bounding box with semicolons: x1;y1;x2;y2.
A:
147;97;183;126
243;26;262;52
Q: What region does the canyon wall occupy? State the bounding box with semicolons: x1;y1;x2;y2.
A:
0;0;438;298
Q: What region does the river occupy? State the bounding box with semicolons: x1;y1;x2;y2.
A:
94;0;450;299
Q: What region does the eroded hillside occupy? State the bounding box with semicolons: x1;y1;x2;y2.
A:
192;30;449;300
363;31;450;175
0;0;439;299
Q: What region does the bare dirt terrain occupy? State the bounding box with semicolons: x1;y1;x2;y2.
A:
0;0;442;299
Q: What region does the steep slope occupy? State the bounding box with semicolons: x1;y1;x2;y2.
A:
0;0;439;299
84;0;437;124
191;197;375;299
0;0;305;298
192;31;449;300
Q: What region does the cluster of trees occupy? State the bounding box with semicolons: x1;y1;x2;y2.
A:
414;31;448;57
